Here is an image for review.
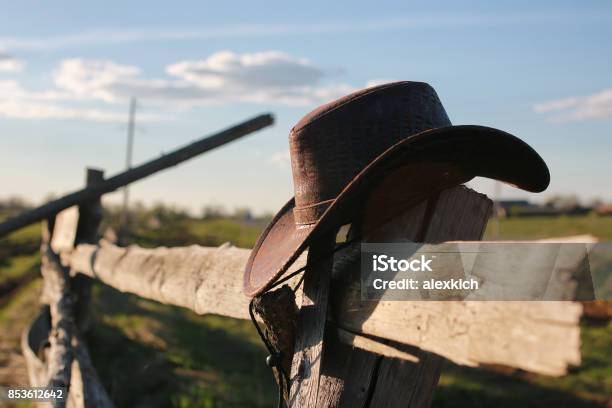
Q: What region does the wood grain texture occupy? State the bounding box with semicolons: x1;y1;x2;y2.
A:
365;186;491;408
65;189;582;377
289;232;337;407
68;333;114;408
72;168;104;332
336;329;419;363
313;198;431;407
252;285;299;403
21;308;115;408
69;242;254;320
67;242;581;376
26;174;114;408
21;307;52;388
41;245;75;408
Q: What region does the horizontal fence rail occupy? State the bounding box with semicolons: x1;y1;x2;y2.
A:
18;183;588;408
65;240;582;376
0;114;274;238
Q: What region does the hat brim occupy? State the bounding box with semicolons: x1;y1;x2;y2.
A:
243;125;549;296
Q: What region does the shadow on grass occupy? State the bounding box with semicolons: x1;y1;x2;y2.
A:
434;361;607;408
88;283;276;407
88;282;610;407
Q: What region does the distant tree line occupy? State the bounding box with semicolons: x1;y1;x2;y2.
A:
0;197;33;217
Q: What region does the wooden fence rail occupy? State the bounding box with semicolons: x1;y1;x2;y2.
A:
64;238;582;376
0;114;273;238
19;185;585;407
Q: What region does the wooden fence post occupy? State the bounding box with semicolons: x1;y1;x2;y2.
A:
363;188;491;408
41;233;75;407
289;231;338;407
73;168;104;331
48;185;583;405
290;186;492;407
24;168;114;408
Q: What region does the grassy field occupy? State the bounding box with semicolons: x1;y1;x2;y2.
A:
484;214;612;241
131;218;267;249
86;285;276;407
0;213;610;407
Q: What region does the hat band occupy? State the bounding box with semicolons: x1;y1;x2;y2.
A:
293;199;334;225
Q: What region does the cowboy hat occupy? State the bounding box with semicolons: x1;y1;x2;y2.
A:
243;81;549;297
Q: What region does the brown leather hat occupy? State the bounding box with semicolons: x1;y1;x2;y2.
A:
243;81;549;297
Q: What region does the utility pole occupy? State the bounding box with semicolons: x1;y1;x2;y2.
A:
120;97;137;243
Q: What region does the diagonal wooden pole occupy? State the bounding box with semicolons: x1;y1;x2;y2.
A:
0;114;273;238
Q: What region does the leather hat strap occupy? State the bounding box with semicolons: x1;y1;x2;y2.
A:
293;199;334;225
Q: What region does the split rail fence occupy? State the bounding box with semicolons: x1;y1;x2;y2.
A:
0;114;587;407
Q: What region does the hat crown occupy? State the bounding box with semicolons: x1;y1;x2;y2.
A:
289;81;451;225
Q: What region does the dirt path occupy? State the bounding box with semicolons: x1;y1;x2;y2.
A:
0;279;42;389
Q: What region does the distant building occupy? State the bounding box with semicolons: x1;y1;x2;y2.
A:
596;205;612;216
563;206;592;216
495;200;592;218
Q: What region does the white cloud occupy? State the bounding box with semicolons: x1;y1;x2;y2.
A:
534;89;612;122
269;150;291;168
0;78;163;122
167;51;324;89
533;97;580;113
50;52;353;106
0;52;24;72
48;59;208;105
0;100;128;121
0;51;384;121
0;79;77;102
53;59;140;101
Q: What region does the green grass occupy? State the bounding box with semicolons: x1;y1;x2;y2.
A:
188;218;266;249
0;278;42;407
0;278;41;329
87;284;276;407
443;215;612;406
536;320;612;400
435;321;611;407
0;220;41;291
485;214;612;299
485;215;612;241
0;221;41;248
1;211;611;407
131;218;265;249
0;253;40;287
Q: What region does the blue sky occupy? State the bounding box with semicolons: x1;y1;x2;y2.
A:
1;1;611;214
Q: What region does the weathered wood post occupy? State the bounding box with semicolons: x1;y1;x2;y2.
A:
41;225;76;407
289;231;338;406
72;168;104;331
346;187;491;407
23;168;114;408
60;192;582;405
268;186;492;407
